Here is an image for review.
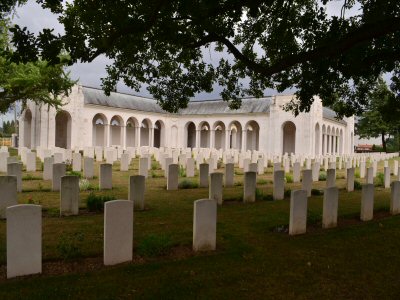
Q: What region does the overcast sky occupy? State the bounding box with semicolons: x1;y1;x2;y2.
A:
1;1;360;122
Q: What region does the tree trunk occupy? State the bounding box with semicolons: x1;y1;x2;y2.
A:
381;132;387;152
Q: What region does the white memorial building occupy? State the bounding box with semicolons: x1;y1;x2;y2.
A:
19;85;354;156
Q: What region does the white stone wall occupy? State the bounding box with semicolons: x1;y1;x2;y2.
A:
19;85;353;157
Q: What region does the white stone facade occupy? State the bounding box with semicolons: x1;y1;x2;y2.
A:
19;85;354;157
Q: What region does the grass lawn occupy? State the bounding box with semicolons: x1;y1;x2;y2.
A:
0;151;399;299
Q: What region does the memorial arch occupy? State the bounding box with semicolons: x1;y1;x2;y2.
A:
55;110;72;149
282;121;296;154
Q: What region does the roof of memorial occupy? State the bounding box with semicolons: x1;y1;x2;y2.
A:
82;86;346;123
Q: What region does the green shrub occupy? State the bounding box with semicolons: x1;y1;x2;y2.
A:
151;161;159;170
22;174;42;181
79;178;93;191
375;172;384;187
354;180;362;190
284;189;292;198
257;179;268;185
234;181;243;186
57;232;85;260
355;171;360;179
255;188;273;201
178;180;198;189
179;166;186;177
66;170;82;178
285;174;293;183
319;172;327;181
86;192;116;212
311;189;323;196
234;170;244;175
137;234;173;257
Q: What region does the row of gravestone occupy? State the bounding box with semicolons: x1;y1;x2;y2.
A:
5;198;216;279
289;182;400;235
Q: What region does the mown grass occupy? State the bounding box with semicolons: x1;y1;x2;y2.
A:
0;153;399;299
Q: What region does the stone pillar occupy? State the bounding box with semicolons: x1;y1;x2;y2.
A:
136;126;141;147
289;190;308;235
209;172;223;205
311;162;320;182
360;184;374;221
52;163;66;192
0;176;17;219
347;167;355;192
7;163;22;193
72;152;82;172
301;169;312;197
186;158;195;177
129;175;145;210
323;187;338;228
83;157;94;179
293;162;301;183
139;157;148;178
273;170;285;200
60;175;79;216
366;167;374;184
326;168;336;188
241;130;247;152
390;181;400;215
199;163;209;188
224;163;234;187
195;130;200;148
149;127;154;147
193;199;217;251
7;204;41;278
99;163;112;190
225;130;230;150
26;152;36;172
167;164;179;190
384;166;390;189
360;161;366;178
243;171;256;203
104;200;133;265
210;129;215;149
121;126;126;149
120;153;130;171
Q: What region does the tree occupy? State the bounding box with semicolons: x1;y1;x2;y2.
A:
356;78;400;152
5;1;400;114
0;16;75;114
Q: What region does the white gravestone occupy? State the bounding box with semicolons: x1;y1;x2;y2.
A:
129;175;145;210
289;190;308;235
193;199;217;251
323;187;338;229
361;184;374;221
0;176;17;219
60;175;80;216
209;173;223;205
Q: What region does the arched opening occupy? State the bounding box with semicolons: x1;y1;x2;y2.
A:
171;126;178;148
186;122;196;148
140;119;151;146
23;109;32;148
246;121;259;151
110;115;123;146
213;121;226;150
229;121;242;150
199;122;210;148
153;120;165;148
126;117;138;147
282;121;296;154
315;123;320;156
55;110;72;149
92;113;107;147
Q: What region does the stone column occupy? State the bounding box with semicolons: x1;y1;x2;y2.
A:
7;204;42;278
135;126;141;147
104;200;133;265
243;171;256;203
129;175;145;210
361;184;374;221
323;187;338;228
225;130;230;150
195;130;201;148
241;130;247;152
289;190;308;235
193;199;217;251
210;129;215;149
149;127;154;147
121;125;126;150
209;172;223;205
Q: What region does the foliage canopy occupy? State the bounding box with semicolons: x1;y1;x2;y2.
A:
3;1;400;114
